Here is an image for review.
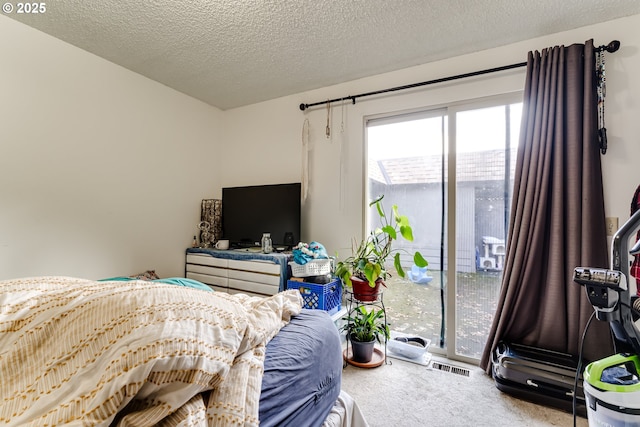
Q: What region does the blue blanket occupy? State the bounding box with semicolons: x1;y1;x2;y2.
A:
99;276;212;292
259;309;342;426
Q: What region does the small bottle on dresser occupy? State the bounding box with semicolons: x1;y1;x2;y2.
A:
261;233;273;254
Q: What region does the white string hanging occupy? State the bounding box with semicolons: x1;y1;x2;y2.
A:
325;101;331;139
339;99;347;211
341;97;345;133
301;118;310;201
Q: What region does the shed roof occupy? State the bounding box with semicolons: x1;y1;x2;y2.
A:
369;148;518;185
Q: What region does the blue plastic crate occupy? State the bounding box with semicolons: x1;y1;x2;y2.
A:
287;278;342;315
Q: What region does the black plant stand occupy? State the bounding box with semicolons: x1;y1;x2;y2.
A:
343;288;389;368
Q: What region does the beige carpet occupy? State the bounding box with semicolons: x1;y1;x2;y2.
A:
340;354;589;427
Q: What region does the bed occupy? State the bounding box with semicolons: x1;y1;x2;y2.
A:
261;309;342;426
0;276;346;426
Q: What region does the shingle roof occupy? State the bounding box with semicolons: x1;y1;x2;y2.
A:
370;148;518;185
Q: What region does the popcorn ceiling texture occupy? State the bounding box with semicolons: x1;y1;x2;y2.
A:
8;0;640;110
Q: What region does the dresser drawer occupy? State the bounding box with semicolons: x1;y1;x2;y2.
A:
186;272;228;291
228;259;280;275
185;249;288;296
186;253;228;268
227;269;279;286
228;279;279;296
186;263;229;278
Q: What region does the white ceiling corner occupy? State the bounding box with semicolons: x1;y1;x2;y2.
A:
7;0;640;110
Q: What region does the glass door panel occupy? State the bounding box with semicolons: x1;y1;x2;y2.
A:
366;110;448;351
365;98;522;363
452;102;521;360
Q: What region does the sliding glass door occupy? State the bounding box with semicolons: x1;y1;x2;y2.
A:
367;109;448;351
365;94;522;363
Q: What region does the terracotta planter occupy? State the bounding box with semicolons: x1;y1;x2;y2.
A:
350;335;376;363
351;276;383;302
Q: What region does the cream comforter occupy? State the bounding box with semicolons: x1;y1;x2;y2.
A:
0;276;303;426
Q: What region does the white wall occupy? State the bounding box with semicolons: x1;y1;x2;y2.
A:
2;14;639;280
0;16;223;280
222;14;640;261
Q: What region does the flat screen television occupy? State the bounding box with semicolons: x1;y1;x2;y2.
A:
221;183;301;249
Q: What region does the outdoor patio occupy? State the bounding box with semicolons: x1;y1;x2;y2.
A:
382;270;502;360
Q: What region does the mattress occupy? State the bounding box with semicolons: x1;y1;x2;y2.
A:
260;309;343;427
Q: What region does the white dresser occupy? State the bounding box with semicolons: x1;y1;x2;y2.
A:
185;249;290;297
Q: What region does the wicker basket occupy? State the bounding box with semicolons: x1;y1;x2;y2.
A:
289;259;332;277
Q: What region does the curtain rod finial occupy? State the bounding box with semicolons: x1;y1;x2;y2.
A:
299;103;307;111
607;40;621;53
598;40;620;53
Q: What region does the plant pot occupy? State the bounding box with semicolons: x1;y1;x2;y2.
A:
351;276;383;302
350;335;376;363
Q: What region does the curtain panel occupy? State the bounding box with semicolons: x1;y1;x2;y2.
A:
480;40;613;373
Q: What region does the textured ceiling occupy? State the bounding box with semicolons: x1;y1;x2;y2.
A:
7;0;640;110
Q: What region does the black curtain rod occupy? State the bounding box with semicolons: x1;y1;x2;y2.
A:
298;40;620;112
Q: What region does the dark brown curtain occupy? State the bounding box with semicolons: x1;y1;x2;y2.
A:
480;40;613;373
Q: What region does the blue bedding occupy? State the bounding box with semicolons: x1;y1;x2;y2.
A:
98;276;212;292
260;309;342;427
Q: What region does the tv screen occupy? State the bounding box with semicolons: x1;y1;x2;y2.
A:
221;183;301;249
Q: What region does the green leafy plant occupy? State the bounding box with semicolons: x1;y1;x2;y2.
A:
341;305;390;343
335;195;428;288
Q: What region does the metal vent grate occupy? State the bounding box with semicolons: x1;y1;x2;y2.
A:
430;361;470;377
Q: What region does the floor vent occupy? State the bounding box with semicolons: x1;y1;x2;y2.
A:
430;361;470;377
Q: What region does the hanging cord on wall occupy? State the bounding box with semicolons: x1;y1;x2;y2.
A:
301;118;310;202
325;101;331;139
572;310;596;427
339;99;347;211
341;98;345;133
596;48;608;154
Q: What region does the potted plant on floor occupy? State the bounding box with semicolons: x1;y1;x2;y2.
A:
341;305;390;363
335;195;428;301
